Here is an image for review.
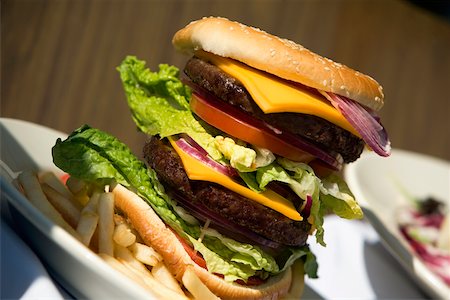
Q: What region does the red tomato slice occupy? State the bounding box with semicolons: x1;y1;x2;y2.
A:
170;228;207;269
60;173;70;185
190;93;315;163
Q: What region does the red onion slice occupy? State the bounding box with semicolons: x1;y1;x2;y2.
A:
179;133;209;156
174;137;238;177
325;92;391;157
302;195;313;219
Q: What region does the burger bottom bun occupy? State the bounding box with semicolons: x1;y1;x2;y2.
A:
112;184;305;299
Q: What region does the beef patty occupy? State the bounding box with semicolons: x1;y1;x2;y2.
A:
143;136;311;247
184;56;365;163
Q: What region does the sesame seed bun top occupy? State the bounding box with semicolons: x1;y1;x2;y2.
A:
173;17;384;111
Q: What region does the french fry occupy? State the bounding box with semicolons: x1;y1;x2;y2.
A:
129;242;162;267
113;213;126;225
66;176;90;205
111;247;188;300
76;193;100;246
114;214;143;243
115;245;150;275
77;212;99;247
41;183;80;228
98;192;115;256
18;171;216;299
117;252;188;299
18;171;80;239
99;254;150;290
113;223;136;247
152;261;185;295
182;266;219;300
39;171;75;201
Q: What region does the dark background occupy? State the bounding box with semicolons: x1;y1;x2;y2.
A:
2;0;449;161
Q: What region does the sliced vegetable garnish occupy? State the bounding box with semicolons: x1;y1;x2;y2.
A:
174;136;237;177
323;92;391;157
188;81;343;170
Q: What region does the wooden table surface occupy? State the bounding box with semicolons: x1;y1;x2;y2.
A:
2;0;450;161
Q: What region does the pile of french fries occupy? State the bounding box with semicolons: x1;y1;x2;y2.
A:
15;170;219;300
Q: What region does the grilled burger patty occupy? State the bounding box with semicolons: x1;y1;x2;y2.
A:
143;136;312;247
184;57;365;163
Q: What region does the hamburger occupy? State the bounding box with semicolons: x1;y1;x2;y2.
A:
54;17;390;299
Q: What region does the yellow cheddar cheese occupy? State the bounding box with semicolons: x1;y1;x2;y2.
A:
168;137;302;221
197;51;360;137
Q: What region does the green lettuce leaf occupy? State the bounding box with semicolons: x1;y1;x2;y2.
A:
117;56;221;160
320;173;363;219
52;125;198;236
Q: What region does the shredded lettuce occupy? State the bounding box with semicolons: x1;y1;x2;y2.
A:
188;228;278;282
320;173;363;220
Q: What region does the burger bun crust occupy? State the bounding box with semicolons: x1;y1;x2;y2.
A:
173;17;384;111
112;184;298;300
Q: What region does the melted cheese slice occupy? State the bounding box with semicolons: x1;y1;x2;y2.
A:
197;51;360;137
168;137;302;221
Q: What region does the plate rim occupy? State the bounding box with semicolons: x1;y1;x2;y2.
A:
1;117;157;299
344;148;450;299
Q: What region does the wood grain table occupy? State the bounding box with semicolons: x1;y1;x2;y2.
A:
2;0;450;161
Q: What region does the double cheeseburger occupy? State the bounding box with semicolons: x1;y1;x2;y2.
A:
118;17;390;299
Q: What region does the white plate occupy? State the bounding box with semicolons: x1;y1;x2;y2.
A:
345;149;450;299
0;118;157;299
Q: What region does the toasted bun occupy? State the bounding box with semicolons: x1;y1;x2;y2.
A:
173;17;384;111
112;184;300;300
